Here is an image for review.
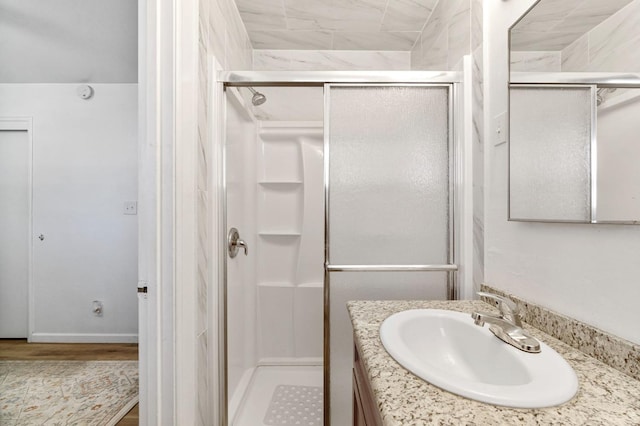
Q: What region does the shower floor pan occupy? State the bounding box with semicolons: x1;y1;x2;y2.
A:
233;365;323;426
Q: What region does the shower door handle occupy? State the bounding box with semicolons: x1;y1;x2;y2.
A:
228;228;248;258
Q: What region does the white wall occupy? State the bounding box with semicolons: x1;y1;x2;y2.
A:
0;84;138;342
0;0;137;83
484;0;640;344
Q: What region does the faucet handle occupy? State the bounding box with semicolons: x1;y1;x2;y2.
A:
477;292;522;327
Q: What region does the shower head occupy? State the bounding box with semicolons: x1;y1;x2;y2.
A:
248;87;267;106
596;87;617;106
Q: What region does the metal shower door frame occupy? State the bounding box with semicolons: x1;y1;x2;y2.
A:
323;82;459;425
322;83;458;280
218;71;463;426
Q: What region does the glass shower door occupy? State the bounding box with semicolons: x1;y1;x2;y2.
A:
324;84;455;425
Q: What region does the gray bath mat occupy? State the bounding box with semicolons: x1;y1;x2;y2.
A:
263;384;323;426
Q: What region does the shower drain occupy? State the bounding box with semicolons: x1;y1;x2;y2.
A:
263;384;323;426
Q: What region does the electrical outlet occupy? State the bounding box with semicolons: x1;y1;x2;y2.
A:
124;201;137;215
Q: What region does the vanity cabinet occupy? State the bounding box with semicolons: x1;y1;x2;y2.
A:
353;343;383;426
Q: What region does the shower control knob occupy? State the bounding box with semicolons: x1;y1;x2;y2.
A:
228;228;248;258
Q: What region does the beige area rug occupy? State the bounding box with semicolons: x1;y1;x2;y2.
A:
0;360;138;426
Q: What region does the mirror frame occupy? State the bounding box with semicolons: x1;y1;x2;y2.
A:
507;0;640;225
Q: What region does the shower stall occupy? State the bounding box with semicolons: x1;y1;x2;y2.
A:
216;71;467;426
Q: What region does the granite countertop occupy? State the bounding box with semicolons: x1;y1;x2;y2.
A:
348;300;640;425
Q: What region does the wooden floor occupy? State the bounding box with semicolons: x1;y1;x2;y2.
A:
0;339;139;425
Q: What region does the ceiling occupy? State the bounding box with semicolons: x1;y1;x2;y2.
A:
233;0;439;50
511;0;634;51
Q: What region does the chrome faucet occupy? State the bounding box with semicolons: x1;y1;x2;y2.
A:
472;292;541;353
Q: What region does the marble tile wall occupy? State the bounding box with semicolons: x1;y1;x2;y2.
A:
561;0;640;73
510;51;562;72
197;0;252;424
470;0;484;296
235;0;437;50
561;0;640;105
511;0;634;52
411;0;483;296
253;50;411;70
411;0;469;71
561;36;589;71
447;2;472;70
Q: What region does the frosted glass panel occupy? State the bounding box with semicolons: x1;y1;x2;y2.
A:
326;85;452;426
329;272;448;425
510;86;592;221
328;86;450;265
596;89;640;222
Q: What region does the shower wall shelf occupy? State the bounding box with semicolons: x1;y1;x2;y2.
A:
258;181;303;185
297;282;323;288
255;121;324;363
258;282;296;288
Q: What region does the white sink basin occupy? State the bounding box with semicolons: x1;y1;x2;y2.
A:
380;309;578;408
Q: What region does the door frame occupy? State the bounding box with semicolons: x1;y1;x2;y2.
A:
0;117;33;340
139;0;199;422
138;0;166;421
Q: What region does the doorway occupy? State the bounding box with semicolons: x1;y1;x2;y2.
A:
0;119;31;338
0;85;140;424
0;86;139;343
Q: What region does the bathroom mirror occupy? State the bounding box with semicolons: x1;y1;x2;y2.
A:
508;0;640;223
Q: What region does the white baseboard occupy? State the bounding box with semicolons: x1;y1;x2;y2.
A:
29;333;138;343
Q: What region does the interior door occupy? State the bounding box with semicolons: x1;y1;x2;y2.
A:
0;122;31;338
